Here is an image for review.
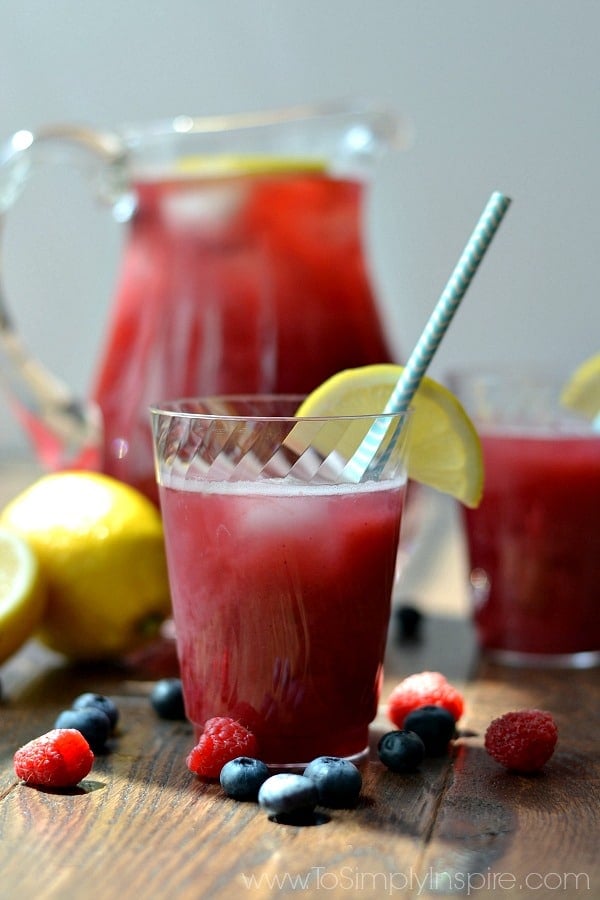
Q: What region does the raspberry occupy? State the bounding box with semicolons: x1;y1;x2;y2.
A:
387;671;465;728
186;717;259;779
14;729;94;788
484;709;558;773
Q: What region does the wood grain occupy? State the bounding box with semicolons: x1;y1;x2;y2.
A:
1;634;598;900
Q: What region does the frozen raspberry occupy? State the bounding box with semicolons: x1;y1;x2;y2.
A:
186;717;259;780
484;709;558;773
14;729;94;788
387;671;465;728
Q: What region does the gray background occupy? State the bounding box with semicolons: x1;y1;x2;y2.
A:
1;0;598;455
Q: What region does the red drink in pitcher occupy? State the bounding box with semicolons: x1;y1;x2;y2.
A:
93;172;393;501
463;430;600;662
159;478;405;765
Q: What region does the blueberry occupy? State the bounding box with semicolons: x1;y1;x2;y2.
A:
303;756;362;808
378;730;425;773
72;692;119;731
220;756;270;801
258;773;318;818
403;705;456;756
150;678;187;720
395;603;423;641
54;707;112;751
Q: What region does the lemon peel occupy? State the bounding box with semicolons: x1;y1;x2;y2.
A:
296;364;484;507
0;472;171;661
0;528;46;664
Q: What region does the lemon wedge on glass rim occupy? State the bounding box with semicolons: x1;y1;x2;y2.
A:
0;528;46;664
296;364;484;508
560;352;600;420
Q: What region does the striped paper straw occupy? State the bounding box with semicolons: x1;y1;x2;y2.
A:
344;190;511;481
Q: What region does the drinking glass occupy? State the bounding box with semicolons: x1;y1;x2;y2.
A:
449;368;600;668
151;396;410;767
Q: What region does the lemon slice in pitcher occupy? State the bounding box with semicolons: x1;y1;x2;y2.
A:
560;352;600;419
296;364;484;507
175;154;327;177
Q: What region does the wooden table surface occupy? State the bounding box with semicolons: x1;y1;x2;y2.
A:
0;461;598;899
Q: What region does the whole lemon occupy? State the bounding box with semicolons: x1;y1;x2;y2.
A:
0;472;171;661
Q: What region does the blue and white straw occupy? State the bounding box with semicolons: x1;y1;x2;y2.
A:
344;190;512;481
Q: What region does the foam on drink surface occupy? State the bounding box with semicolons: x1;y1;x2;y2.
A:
159;474;407;496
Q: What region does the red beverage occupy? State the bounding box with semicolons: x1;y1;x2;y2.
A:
92;172;393;501
463;430;600;663
159;478;405;765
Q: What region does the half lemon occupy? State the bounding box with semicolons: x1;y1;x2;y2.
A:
296;364;484;507
0;528;47;664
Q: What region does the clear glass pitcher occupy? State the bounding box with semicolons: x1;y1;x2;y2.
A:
0;101;408;502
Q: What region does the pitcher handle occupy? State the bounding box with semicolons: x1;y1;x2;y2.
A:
0;125;126;470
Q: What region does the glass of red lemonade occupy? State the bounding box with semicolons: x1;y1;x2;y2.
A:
151;395;411;768
449;368;600;669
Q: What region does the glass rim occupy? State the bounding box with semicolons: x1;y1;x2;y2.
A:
116;99;402;141
445;363;573;386
149;394;413;424
106;100;410;181
446;365;598;436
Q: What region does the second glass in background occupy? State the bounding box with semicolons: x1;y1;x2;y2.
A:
449;368;600;668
